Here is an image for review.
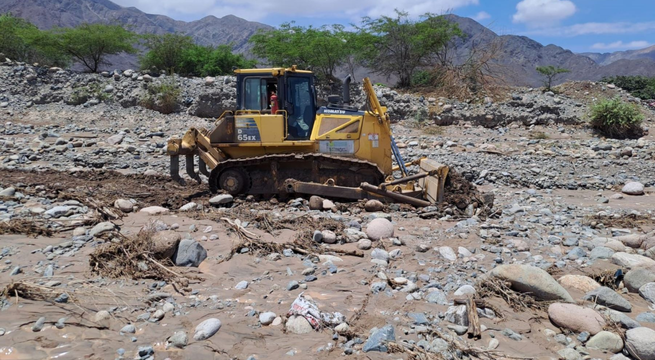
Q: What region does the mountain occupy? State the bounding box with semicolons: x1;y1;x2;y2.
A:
581;45;655;66
444;15;655;87
0;0;271;53
2;0;654;86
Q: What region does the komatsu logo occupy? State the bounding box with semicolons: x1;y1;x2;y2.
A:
323;109;347;114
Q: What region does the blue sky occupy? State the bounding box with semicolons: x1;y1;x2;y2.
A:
112;0;655;53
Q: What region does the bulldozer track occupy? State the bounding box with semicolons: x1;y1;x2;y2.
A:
209;153;385;195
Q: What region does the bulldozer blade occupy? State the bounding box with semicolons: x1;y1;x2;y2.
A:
186;154;202;184
198;157;210;177
170;155;185;185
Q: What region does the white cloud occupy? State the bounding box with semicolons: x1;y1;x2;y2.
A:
591;40;651;51
472;11;491;21
512;0;576;28
111;0;479;21
526;21;655;37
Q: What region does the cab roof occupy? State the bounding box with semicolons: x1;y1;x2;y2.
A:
233;66;312;76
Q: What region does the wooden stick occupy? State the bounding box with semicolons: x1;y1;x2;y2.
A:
466;296;481;339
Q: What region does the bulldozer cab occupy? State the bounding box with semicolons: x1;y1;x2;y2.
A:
236;69;317;140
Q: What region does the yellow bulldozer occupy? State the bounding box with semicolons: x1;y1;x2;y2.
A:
167;66;449;207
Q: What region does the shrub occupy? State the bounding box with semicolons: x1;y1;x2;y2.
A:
140;79;180;114
589;97;643;139
529;131;549;140
411;70;435;87
601;75;655;100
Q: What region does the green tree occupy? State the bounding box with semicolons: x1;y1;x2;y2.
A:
536;65;570;91
177;44;256;77
357;10;462;88
51;23;138;72
249;23;354;81
0;13;68;66
140;33;195;73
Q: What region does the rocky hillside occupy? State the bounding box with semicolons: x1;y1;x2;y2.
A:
446;15;655;87
583;45;655;66
0;0;270;53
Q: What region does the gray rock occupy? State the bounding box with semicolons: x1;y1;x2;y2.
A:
622;182;645;195
167;330;188;349
43;264;54;278
636;312;655;323
32;317;46;332
408;312;429;325
0;187;16;197
10;266;21;276
287;280;299;291
321;230;337;244
44;206;71;218
357;239;372;250
235;280;249;290
259;312;276;326
209;194;233;205
425;289;449;305
584;286;632;312
106;134;124;145
502;328;523;341
114;199;133;213
490;264;574;302
120;324;136;334
174;239;207;267
438;246;457;261
639;282;655;303
55;318;66;329
626;327;655;360
371;281;387;293
590;246;615;260
558;348;582;360
429;338;449;353
363;325;395;353
193;318;222;341
89;221;116;237
454;285;476;297
444;305;468;326
370;248;389;262
138;346;154;359
54;293;69;303
605;309;641;329
625;268;655;293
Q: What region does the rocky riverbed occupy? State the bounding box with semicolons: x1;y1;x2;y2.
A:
0;58;655;360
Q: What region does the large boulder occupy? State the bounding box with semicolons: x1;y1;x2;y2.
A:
622;182;645;195
626;327;655;360
285;315;313;334
624;268;655;293
583;286;632;312
174;239;207;267
365;218;394;240
548;303;606;335
611;252;655;269
639;282;655;303
489;264;574;302
558;274;601;293
586;331;623;353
